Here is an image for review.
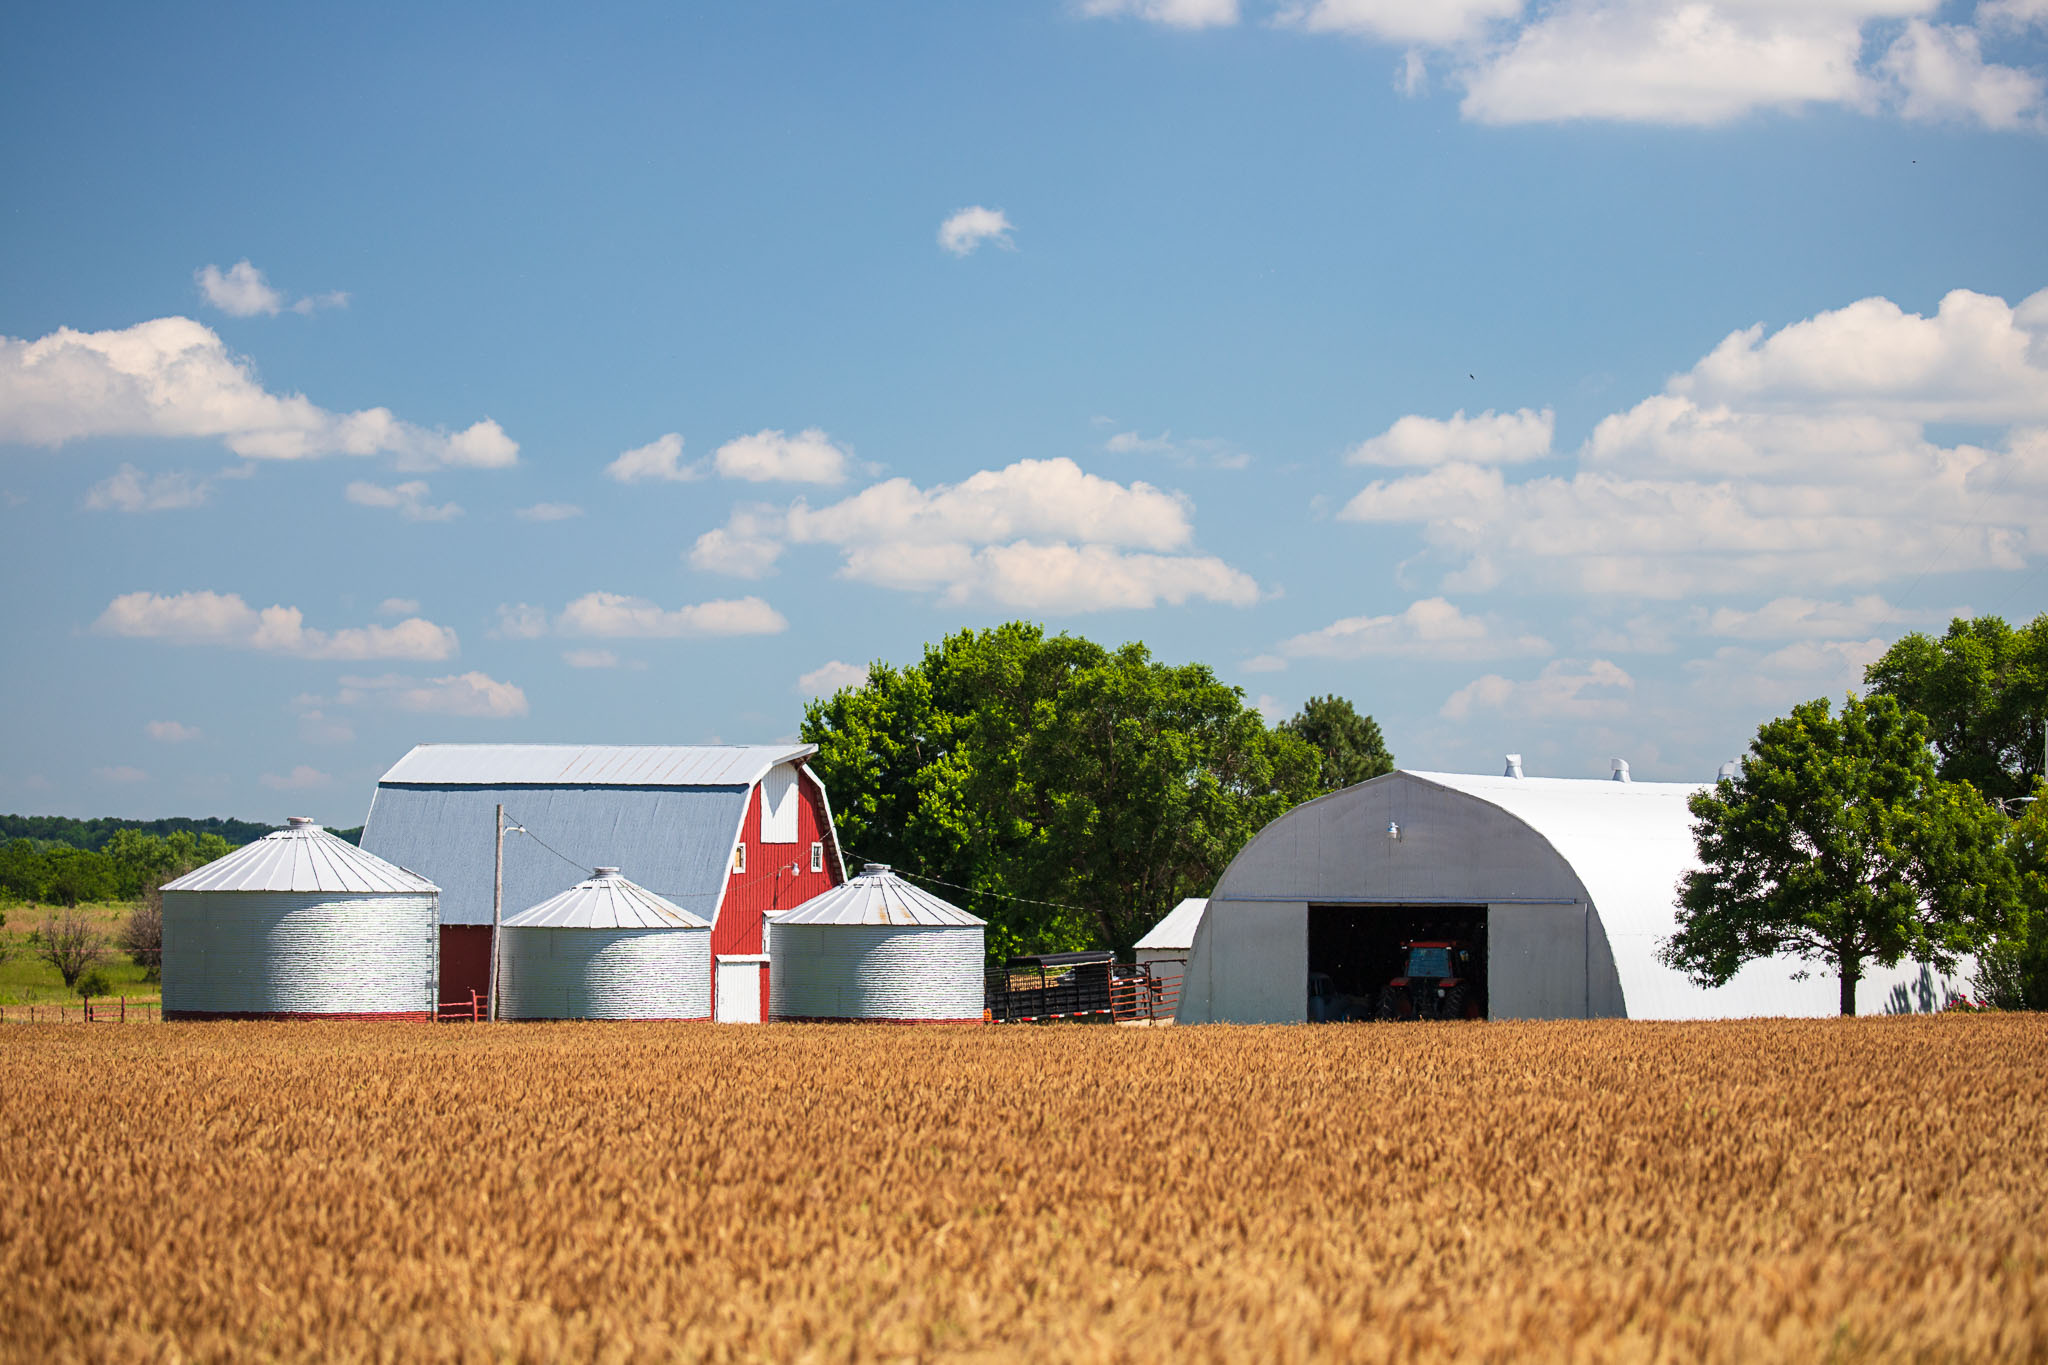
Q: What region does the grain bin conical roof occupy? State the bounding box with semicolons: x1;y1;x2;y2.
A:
161;817;438;895
773;863;983;927
502;867;710;929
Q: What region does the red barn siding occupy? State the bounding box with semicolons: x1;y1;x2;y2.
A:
440;925;494;1011
712;768;844;1017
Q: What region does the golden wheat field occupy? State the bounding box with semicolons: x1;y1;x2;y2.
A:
2;1016;2043;1363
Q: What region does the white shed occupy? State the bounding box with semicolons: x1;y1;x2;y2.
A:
161;817;440;1020
1133;898;1206;981
768;864;985;1022
498;867;712;1020
1179;768;1972;1024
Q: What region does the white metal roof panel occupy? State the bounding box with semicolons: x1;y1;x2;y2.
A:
771;864;984;927
1135;897;1208;951
162;818;439;895
378;743;816;788
503;867;711;930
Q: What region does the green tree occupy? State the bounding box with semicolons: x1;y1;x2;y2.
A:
40;847;117;907
1864;613;2048;803
33;905;110;989
1976;785;2048;1009
802;624;1322;958
1281;695;1394;793
1663;693;2017;1015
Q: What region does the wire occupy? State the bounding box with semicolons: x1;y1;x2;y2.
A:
502;807;802;903
843;847;1103;916
498;814;589;879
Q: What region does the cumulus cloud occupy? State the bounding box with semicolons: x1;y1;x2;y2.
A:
1695;595;1907;639
1342;287;2048;598
146;720;201;743
95;765;151;784
94;590;459;661
260;765;332;791
795;660;870;697
334;672;530;719
555;592;790;639
1270;597;1552;664
83;464;212;512
690;457;1258;610
1346;408;1554;467
1682;637;1887;710
1079;0;1239;27
1878;20;2046;129
0;317;516;469
345;480;462;522
606;432;700;483
377;598;421;617
562;648;621;669
1441;659;1636;720
195;261;347;318
938;207;1016;256
1276;0;1520;44
516;502;584;521
1103;429;1252;469
492;603;551;640
714;428;853;484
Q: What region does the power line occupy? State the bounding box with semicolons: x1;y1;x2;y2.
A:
501;808;801;902
844;847;1103;916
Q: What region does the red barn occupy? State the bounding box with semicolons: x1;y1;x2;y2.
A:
360;744;847;1020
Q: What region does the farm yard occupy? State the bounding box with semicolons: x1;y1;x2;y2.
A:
3;1015;2043;1362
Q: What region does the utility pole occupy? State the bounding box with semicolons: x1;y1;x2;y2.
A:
490;802;505;1022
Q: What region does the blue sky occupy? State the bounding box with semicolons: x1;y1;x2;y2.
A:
3;0;2045;825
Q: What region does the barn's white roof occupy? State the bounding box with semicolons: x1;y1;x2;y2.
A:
162;818;438;895
378;743;816;788
502;867;710;930
772;864;984;927
1135;898;1207;951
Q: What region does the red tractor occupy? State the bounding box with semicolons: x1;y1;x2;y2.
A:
1376;940;1482;1021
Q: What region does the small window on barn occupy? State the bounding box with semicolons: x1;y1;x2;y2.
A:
732;844;746;875
810;842;824;873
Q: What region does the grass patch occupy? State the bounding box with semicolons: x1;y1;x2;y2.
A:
0;901;158;1005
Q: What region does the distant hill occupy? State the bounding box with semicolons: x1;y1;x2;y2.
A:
2;814;285;851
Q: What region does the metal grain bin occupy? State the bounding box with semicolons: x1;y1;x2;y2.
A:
769;863;985;1022
161;817;440;1020
498;867;711;1020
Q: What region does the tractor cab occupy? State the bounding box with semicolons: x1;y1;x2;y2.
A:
1377;939;1483;1021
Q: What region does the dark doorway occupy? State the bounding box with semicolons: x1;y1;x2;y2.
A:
1307;904;1488;1021
440;925;493;1011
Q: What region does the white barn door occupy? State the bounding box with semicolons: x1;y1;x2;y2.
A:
715;956;765;1023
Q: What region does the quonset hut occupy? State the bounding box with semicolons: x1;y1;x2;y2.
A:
360;744;845;1021
161;817;440;1020
768;864;986;1022
1176;765;1971;1024
498;867;712;1020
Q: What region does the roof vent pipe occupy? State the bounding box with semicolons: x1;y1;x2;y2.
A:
287;816;315;827
1717;759;1739;781
1504;754;1523;779
1611;758;1631;782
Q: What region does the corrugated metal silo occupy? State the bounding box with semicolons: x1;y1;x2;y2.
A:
498;867;712;1020
161;817;440;1020
769;863;985;1022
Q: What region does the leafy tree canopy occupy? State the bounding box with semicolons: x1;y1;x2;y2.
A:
1663;693;2017;1015
1863;613;2048;802
1281;695;1394;794
0;813;278;853
802;623;1323;959
1976;782;2048;1010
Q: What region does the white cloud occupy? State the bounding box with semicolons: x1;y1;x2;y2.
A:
1346;408;1554;467
691;457;1259;610
260;765;333;791
1272;597;1552;663
1341;287;2048;598
1696;595;1904;639
83;464;212;512
938;206;1016;256
1442;659;1636;720
606;432;701;483
1254;693;1288;723
1979;0;2048;30
795;660;870;698
1682;637;1887;709
294;707;355;745
492;603;551;640
94;765;151;784
556;592;790;638
1878;20;2046;129
95;590;459;660
562;648;621;669
1103;429;1253;469
1079;0;1239;26
377;598;421;617
196;261;347;318
1241;653;1288;673
335;672;530;719
145;720;201;743
346;480;462;522
714;428;853;484
1276;0;1520;44
516;502;584;521
0;317;515;468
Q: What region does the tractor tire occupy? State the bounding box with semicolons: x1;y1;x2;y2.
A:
1440;985;1472;1021
1376;985;1412;1021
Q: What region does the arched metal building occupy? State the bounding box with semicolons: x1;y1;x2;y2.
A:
1176;768;1970;1024
768;864;985;1022
161;817;440;1020
498;867;712;1020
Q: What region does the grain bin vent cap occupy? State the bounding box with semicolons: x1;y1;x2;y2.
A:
502;867;710;930
773;863;984;927
161;818;439;895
